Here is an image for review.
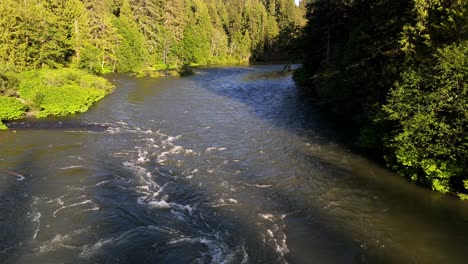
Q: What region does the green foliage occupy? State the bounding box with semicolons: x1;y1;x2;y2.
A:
17;68;113;117
0;70;19;97
0;0;305;75
181;0;213;64
113;0;146;72
30;85;107;118
298;0;468;198
0;0;71;71
0;0;305;129
0;96;26;130
384;41;468;196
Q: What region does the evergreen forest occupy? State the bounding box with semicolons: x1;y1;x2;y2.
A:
0;0;305;75
0;0;305;128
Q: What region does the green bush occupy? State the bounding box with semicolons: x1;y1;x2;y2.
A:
384;42;468;197
32;85;107;117
17;68;113;117
0;96;26;130
0;70;19;97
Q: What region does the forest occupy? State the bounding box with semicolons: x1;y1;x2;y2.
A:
0;0;305;128
295;0;467;198
0;0;305;75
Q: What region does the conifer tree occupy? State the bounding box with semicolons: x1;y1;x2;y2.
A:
113;0;146;72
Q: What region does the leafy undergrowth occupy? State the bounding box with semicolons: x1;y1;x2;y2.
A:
18;68;114;117
0;96;26;130
0;68;114;129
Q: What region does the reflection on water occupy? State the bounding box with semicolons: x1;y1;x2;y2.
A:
242;67;297;81
1;65;468;264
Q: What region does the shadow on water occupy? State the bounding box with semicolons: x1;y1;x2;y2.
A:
0;150;38;264
185;66;468;263
1;66;468;264
191;66;349;142
280;149;468;263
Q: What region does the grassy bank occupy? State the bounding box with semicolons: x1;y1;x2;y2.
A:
0;68;114;130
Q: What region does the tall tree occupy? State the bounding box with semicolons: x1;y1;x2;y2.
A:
0;0;70;71
0;0;305;73
113;0;146;72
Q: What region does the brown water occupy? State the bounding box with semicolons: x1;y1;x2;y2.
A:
1;65;467;264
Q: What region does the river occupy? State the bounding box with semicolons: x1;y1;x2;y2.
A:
1;65;467;264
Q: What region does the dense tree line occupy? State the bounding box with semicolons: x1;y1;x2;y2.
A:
0;0;305;128
295;0;467;198
0;0;305;76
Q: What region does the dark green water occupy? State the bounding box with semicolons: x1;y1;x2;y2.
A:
1;65;468;264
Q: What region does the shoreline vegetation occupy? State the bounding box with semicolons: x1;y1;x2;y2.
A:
295;0;467;199
0;0;306;129
0;68;114;130
0;60;295;129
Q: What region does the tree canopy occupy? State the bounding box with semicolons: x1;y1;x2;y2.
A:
0;0;306;75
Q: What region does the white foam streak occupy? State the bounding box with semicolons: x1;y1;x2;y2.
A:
30;212;41;239
39;228;90;254
259;213;275;221
59;165;83;170
245;183;273;189
206;147;227;152
52;200;95;217
148;200;171;209
227;198;238;204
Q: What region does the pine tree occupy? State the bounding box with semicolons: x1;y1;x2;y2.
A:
80;0;121;73
130;0;162;66
113;0;147;72
0;0;305;73
182;0;214;64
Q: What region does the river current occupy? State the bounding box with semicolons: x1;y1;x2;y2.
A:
1;65;468;264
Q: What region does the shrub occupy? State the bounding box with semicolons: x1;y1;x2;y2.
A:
384;42;468;197
0;70;19;97
17;68;113;117
32;85;107;117
0;96;26;130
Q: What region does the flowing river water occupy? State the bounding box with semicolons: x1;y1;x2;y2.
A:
1;65;468;264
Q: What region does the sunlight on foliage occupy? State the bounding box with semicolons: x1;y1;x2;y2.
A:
297;0;467;198
17;68;113;118
0;96;26;130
